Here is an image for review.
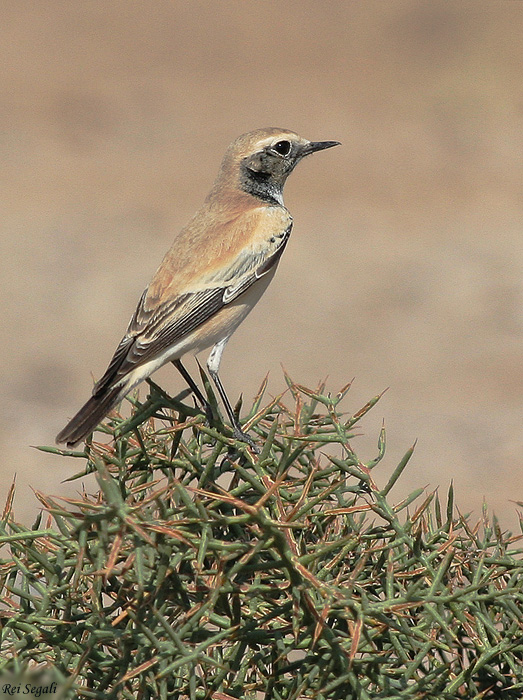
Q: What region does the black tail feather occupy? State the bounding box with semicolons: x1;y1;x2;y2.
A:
56;384;124;448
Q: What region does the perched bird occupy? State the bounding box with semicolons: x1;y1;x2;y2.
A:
57;127;340;448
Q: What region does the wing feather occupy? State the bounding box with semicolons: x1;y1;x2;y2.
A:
93;223;292;395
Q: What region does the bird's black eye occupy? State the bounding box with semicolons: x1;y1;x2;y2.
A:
272;140;291;156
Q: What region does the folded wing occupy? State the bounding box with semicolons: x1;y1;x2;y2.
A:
93;223;292;396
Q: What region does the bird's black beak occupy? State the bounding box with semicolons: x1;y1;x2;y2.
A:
300;140;341;156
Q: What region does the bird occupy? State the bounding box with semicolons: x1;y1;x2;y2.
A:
56;127;340;449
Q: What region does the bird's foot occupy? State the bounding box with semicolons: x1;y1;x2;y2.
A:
231;424;260;453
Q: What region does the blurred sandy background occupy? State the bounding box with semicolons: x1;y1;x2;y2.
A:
1;1;522;528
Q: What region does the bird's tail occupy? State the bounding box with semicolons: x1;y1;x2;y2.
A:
56;383;125;448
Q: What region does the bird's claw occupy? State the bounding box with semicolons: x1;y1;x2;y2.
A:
232;425;260;453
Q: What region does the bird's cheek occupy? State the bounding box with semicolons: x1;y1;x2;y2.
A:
243;153;265;173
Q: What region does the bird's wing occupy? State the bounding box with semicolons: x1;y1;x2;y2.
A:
92;223;292;396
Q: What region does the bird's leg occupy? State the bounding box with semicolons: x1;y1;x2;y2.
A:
207;340;258;452
172;358;214;423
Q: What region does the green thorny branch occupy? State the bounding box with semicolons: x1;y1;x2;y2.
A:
2;372;523;700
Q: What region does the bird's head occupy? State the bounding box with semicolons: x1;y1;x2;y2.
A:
213;128;340;206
